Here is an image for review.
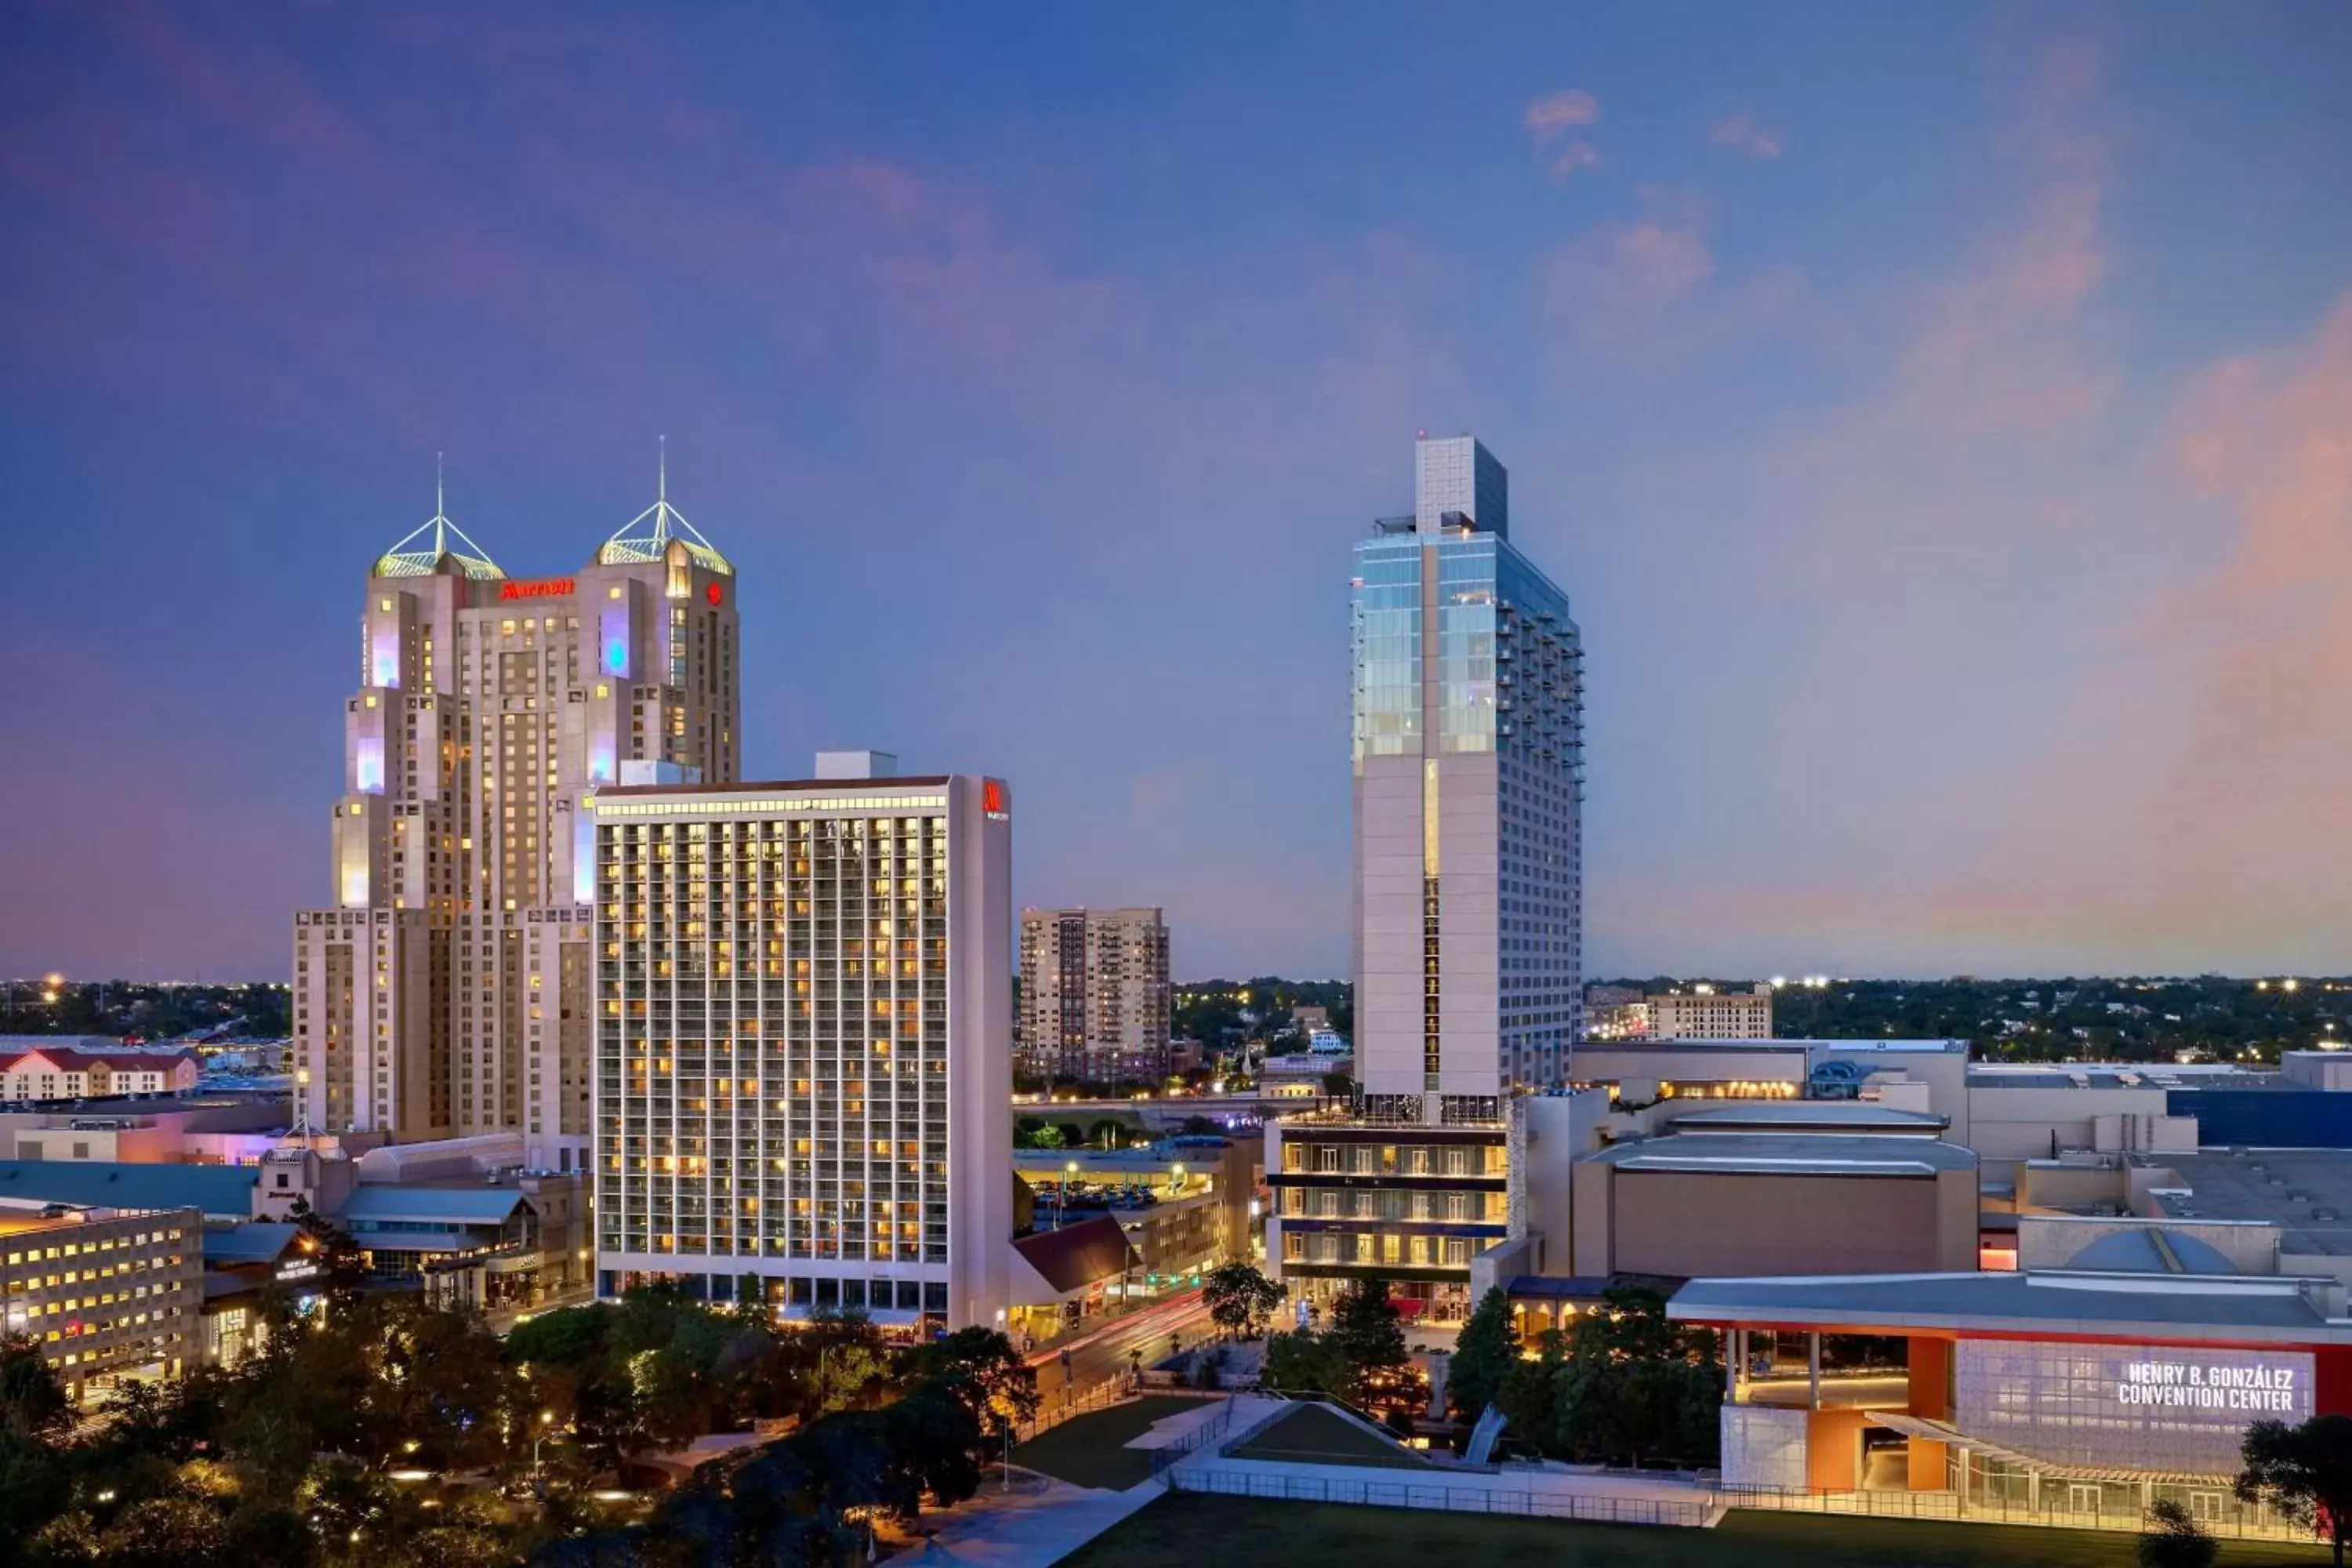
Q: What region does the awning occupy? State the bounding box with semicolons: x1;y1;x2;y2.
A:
1863;1413;2234;1486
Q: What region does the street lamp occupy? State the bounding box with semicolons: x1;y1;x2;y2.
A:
533;1410;556;1483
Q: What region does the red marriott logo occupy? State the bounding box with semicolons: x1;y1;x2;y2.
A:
982;779;1008;819
501;577;575;601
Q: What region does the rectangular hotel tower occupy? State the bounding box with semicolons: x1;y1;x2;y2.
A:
587;762;1014;1329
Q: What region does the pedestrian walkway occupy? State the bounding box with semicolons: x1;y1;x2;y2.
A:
916;1472;1164;1563
1160;1399;1722;1529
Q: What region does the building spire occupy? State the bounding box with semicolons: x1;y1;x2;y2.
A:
372;451;505;581
597;433;733;575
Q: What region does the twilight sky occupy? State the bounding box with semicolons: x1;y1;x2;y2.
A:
2;3;2350;983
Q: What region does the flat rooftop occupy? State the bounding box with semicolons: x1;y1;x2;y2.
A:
1576;1039;1965;1058
2132;1149;2352;1258
590;775;951;797
1585;1131;1976;1178
1969;1064;2278;1091
1665;1102;1948;1134
1669;1269;2352;1345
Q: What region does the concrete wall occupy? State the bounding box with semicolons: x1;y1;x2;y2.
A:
2017;1158;2129;1213
2285;1053;2352;1092
1969;1085;2169;1164
1599;1168;1975;1279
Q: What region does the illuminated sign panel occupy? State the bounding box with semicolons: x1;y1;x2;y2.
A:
982;779;1008;821
1958;1340;2312;1475
501;577;576;601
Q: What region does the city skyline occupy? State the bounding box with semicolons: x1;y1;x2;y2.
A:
5;5;2352;982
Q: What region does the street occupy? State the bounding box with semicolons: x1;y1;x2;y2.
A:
1026;1287;1214;1405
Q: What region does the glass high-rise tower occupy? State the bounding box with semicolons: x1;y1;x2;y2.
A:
1352;435;1584;1114
1266;434;1583;1326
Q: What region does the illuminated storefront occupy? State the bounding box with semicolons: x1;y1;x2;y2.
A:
1673;1265;2352;1532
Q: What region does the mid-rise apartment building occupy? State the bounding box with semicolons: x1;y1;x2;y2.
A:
294;462;739;1171
1649;985;1773;1040
0;1200;204;1403
1588;984;1775;1041
1017;907;1172;1084
590;753;1013;1329
1270;434;1585;1323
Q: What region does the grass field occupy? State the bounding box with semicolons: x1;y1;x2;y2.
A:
1225;1404;1433;1471
1009;1396;1203;1491
1053;1495;2338;1567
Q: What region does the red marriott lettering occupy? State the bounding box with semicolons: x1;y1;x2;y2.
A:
982;779;1008;818
500;577;576;601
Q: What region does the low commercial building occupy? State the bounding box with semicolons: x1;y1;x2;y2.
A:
1266;1105;1515;1325
0;1095;297;1163
0;1046;201;1102
1570;1040;1971;1142
341;1181;575;1310
1567;1121;1979;1281
1014;1138;1251;1284
198;1221;312;1370
0;1198;204;1403
1675;1266;2352;1533
1007;1214;1142;1341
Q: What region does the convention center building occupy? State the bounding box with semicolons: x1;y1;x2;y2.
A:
1670;1261;2352;1533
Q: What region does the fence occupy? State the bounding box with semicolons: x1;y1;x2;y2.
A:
1149;1392;1293;1477
1167;1465;1715;1527
1014;1377;1229;1445
1719;1483;2321;1544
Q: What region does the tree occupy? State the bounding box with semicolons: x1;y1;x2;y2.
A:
1497;1329;1566;1449
1548;1287;1720;1469
1327;1277;1409;1401
896;1328;1039;1440
1261;1330;1352;1396
282;1196;365;1301
0;1338;71;1442
2138;1497;2219;1568
1447;1286;1518;1421
1202;1261;1284;1341
2238;1413;2352;1566
96;1497;234;1568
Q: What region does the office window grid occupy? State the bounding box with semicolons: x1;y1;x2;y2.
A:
596;811;953;1279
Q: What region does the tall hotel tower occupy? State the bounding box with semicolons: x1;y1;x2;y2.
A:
1355;435;1584;1109
588;753;1013;1329
1267;434;1584;1323
292;463;739;1172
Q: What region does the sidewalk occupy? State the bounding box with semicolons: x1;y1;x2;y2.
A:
912;1475;1163;1564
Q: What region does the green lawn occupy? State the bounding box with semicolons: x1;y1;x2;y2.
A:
1054;1496;2337;1567
1010;1396;1204;1490
1225;1403;1432;1471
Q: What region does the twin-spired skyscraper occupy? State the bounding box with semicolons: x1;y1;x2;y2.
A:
292;466;740;1172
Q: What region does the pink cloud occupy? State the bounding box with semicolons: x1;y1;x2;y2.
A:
1523;89;1601;137
1708;114;1783;159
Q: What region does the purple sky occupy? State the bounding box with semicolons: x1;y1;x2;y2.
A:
3;4;2350;983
